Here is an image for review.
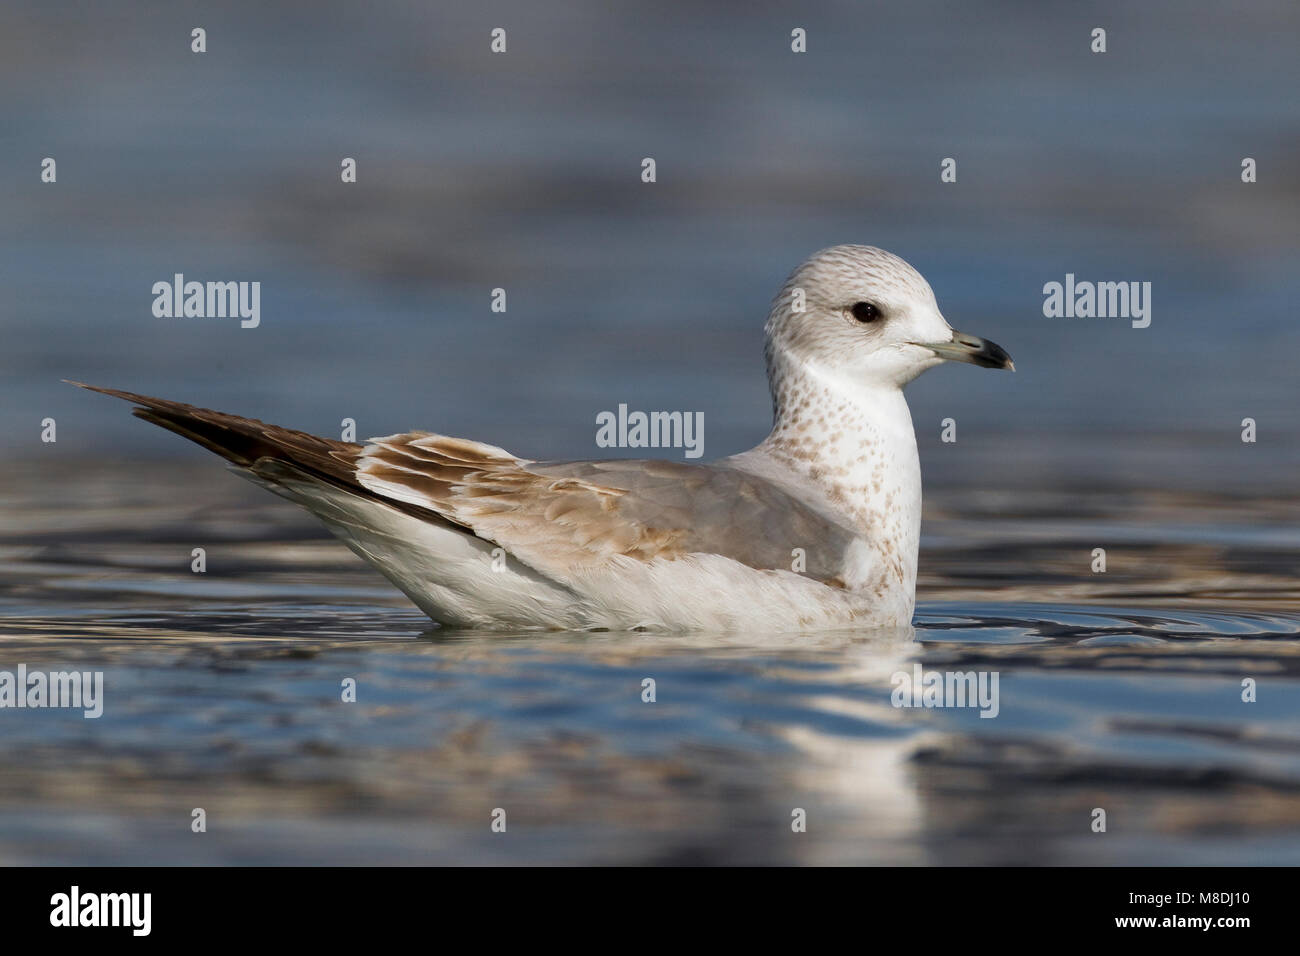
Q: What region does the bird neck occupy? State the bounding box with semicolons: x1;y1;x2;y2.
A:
757;349;923;591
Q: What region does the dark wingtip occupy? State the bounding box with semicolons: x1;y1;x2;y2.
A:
66;380;122;396
66;381;175;407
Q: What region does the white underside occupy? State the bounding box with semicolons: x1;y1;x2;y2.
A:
245;469;909;632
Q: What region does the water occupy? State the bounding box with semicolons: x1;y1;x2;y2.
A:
5;1;1300;460
3;461;1297;865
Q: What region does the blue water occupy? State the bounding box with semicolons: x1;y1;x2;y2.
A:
1;463;1297;864
4;1;1300;463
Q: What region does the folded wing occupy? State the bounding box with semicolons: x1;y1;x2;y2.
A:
72;384;856;591
357;434;855;587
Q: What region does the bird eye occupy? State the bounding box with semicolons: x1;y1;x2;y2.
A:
850;301;881;323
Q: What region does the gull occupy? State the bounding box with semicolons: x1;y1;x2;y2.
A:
74;245;1012;631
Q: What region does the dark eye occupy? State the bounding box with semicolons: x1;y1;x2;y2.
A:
850;301;881;323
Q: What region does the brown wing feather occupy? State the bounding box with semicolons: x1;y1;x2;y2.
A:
356;435;687;575
70;381;362;485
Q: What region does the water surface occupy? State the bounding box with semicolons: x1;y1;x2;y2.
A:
2;461;1296;865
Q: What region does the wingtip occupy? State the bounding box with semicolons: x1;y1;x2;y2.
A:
66;381;150;403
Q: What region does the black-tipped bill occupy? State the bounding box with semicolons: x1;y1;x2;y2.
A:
920;330;1015;371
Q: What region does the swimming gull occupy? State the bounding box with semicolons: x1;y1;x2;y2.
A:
73;245;1013;631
